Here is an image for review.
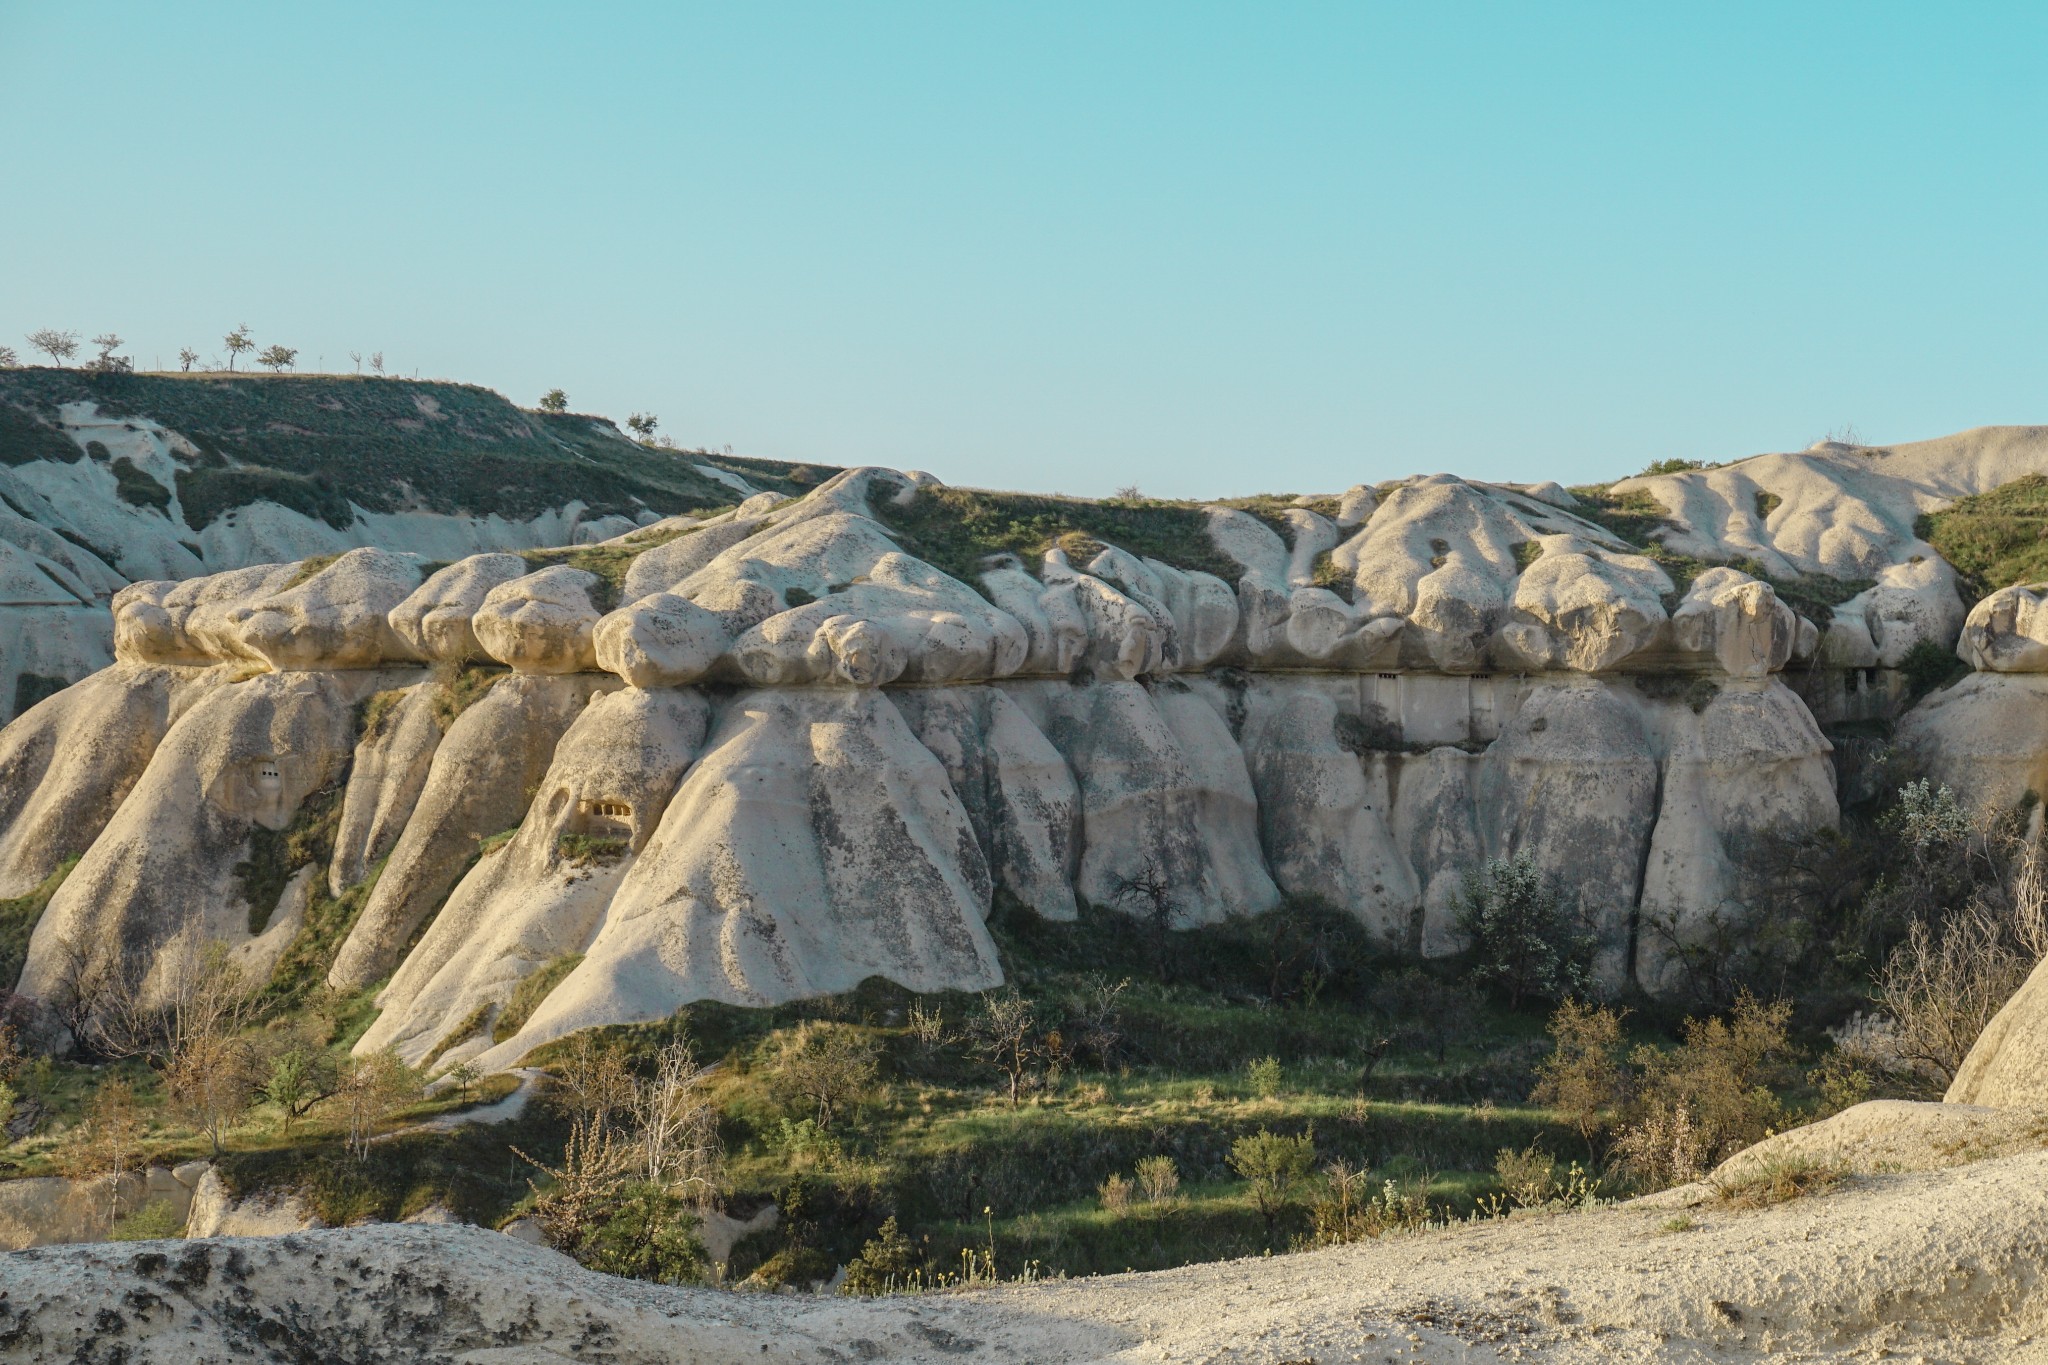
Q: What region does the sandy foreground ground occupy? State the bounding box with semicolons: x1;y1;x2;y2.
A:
2;1150;2046;1364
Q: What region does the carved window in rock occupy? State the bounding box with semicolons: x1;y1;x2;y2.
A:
577;798;635;837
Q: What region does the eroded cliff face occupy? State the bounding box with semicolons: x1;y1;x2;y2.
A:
0;460;1877;1072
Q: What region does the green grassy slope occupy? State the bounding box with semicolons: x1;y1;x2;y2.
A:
1918;474;2048;603
0;369;757;527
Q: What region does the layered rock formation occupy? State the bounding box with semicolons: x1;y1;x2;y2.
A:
0;455;1876;1071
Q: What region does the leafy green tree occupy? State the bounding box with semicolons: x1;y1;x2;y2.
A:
261;1039;338;1135
626;412;658;440
768;1022;879;1128
177;347;199;372
538;388;569;413
256;344;298;373
1458;852;1596;1009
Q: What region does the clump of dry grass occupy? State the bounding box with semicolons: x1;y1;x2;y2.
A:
1710;1155;1847;1210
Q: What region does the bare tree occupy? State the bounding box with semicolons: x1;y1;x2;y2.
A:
552;1033;637;1134
0;344;19;368
26;329;78;366
44;937;162;1060
369;351;386;375
256;344;297;373
161;948;260;1153
633;1039;722;1205
348;350;363;373
1877;905;2033;1085
1110;860;1178;980
965;989;1041;1107
177;347;199;372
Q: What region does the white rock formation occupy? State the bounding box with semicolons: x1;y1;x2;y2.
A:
19;436;2025;1060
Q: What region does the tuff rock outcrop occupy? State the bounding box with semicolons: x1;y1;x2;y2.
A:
0;455;1890;1071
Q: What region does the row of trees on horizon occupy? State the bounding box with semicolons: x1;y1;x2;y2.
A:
0;331;673;440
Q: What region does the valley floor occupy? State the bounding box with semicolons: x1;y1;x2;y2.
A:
6;1148;2048;1363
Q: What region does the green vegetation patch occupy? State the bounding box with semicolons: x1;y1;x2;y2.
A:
493;953;585;1043
110;456;172;513
431;661;505;727
235;774;348;935
872;486;1241;588
0;401;82;465
557;834;628;866
282;553;342;590
176;466;354;531
516;544;644;612
1919;473;2048;603
0;858;78;987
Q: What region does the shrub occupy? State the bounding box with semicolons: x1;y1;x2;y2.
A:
842;1216;920;1295
1134;1154;1180;1205
1876;906;2032;1085
523;1115;708;1283
1097;1172;1134;1214
768;1022;880;1128
1246;1055;1283;1099
1493;1144;1559;1208
1457;854;1596;1009
1305;1159;1434;1246
1712;1155;1846;1209
570;1181;707;1283
1899;640;1968;704
1613;993;1795;1189
1530;999;1627;1155
556;834;627;866
1228;1127;1317;1247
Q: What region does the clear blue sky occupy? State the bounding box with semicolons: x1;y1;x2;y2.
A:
3;4;2045;497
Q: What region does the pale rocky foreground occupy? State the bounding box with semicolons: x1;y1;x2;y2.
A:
4;1133;2047;1363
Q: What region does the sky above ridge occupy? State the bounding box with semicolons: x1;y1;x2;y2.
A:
3;3;2046;498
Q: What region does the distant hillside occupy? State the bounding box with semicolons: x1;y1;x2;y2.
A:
0;368;842;721
0;369;828;527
